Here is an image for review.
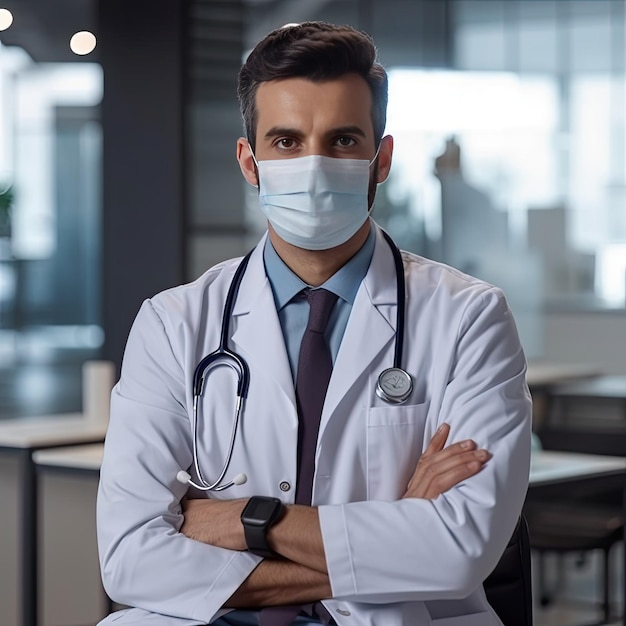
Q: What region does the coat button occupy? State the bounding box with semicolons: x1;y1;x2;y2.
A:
336;608;351;616
279;481;291;492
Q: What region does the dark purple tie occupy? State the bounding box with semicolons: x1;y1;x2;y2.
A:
295;288;338;504
259;288;338;626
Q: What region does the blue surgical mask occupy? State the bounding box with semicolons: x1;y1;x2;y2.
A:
250;150;379;251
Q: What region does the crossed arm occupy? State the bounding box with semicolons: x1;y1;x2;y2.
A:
180;423;492;608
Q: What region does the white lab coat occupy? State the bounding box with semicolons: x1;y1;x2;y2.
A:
97;224;531;626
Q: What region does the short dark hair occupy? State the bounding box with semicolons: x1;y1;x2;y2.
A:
237;21;388;150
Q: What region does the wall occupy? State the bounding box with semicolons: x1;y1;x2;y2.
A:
100;0;185;371
543;310;626;375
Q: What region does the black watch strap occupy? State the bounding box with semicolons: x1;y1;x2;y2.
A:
243;523;276;558
241;496;284;558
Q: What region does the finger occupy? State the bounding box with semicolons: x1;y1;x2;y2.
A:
423;448;492;480
422;423;451;457
406;430;456;492
420;452;491;499
405;448;491;498
406;437;479;495
406;449;492;499
432;437;477;457
417;439;478;475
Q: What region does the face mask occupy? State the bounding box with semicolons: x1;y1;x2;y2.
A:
250;149;379;251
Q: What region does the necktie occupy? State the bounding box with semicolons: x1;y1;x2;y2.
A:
259;288;338;626
295;288;338;504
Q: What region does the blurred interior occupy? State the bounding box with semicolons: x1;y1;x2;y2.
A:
2;0;626;419
1;1;626;625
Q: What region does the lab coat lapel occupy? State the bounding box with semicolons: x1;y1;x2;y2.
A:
230;237;297;411
322;226;398;421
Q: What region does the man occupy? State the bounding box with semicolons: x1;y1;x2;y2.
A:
97;22;531;626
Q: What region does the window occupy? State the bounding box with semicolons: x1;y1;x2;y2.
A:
0;39;103;418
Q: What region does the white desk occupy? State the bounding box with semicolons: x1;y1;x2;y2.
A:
530;450;626;486
33;442;110;622
526;362;601;392
0;414;107;448
0;416;107;626
33;441;104;472
43;446;626;490
32;446;626;625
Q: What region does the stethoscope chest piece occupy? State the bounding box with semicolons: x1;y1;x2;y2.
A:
376;367;413;404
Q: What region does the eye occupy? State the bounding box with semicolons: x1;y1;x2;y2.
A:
276;138;297;150
335;136;357;147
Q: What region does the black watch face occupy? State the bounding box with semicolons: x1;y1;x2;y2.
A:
243;498;280;525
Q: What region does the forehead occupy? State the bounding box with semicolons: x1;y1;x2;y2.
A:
255;74;374;134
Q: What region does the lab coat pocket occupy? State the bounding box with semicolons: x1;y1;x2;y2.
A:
366;403;428;499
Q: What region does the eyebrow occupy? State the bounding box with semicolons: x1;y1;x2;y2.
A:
264;127;305;140
328;125;367;138
263;125;368;140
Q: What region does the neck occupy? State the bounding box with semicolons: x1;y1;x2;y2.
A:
268;221;371;286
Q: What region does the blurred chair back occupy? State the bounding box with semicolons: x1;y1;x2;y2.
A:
525;500;622;624
483;515;533;626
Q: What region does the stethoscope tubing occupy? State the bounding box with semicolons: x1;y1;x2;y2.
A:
189;250;253;490
188;228;408;490
380;229;406;371
192;250;253;399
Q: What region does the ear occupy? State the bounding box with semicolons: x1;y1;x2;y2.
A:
375;135;394;184
236;138;259;187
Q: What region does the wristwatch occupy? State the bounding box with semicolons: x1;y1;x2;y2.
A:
240;496;284;558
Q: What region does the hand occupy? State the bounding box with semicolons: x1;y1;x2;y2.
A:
403;423;492;500
180;497;248;551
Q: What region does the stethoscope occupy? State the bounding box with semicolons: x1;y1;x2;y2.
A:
176;230;413;491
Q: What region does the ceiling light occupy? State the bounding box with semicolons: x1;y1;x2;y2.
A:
70;31;97;56
0;8;13;31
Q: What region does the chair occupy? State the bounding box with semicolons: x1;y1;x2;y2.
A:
483;515;533;626
528;427;626;624
524;500;623;625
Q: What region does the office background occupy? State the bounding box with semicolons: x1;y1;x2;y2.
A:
0;0;625;420
0;1;625;625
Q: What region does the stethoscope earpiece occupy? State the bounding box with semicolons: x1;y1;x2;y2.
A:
177;469;248;490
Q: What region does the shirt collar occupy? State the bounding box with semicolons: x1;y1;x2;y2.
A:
263;223;376;311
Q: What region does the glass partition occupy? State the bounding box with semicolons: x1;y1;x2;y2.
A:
0;38;103;419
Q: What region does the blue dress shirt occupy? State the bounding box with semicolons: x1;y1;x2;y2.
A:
263;225;375;381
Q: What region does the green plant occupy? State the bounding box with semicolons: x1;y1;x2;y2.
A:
0;185;13;236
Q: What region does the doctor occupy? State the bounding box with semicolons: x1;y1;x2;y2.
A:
97;21;531;626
